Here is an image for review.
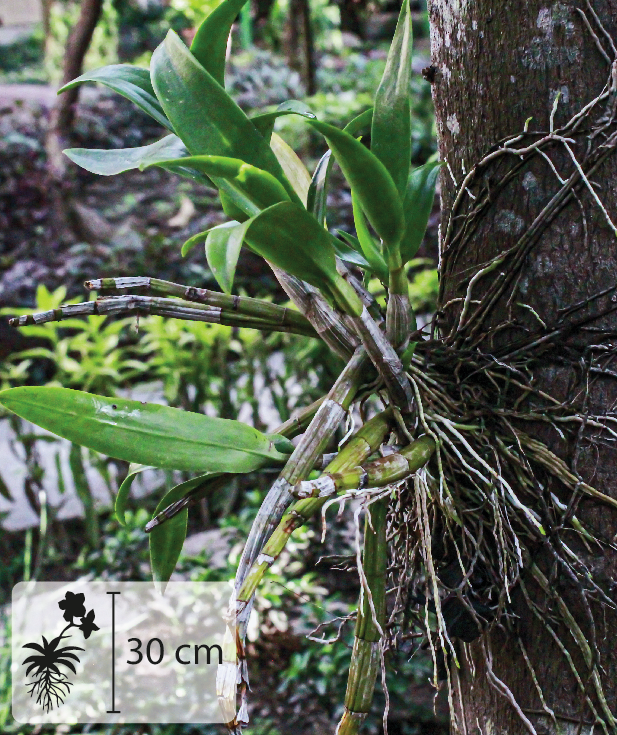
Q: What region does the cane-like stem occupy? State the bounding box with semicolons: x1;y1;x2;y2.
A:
235;348;368;604
9;294;318;337
235;409;394;609
386;264;414;351
229;347;369;729
271;266;360;361
351;307;415;415
86;276;313;330
336;497;388;735
293;435;436;499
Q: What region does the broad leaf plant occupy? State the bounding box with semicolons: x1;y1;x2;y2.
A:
0;0;440;730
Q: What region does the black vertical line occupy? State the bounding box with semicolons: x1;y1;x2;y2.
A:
106;591;121;714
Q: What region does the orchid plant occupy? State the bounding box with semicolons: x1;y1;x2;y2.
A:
1;0;439;730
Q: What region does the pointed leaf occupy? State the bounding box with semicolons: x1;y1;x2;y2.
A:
56;658;77;675
400;161;442;263
344;108;373;134
22;642;46;653
307;119;404;254
25;662;42;678
307;150;331;227
371;0;413;197
58;65;173;131
251;101;316;142
146;155;290;214
307;110;373;228
206;220;252;294
151;506;186;590
115;464;153;526
151;31;299;203
243;202;363;315
56;651;81;662
244;203;335;287
333;231;372;270
190;0;249;85
0;387;293;474
351;192;388;282
269;133;311;205
149;476;209;588
181;230;210;257
181;220;242;256
64;135;190;177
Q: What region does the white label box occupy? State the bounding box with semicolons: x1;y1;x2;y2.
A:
11;581;236;724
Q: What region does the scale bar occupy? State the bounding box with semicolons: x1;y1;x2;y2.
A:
106;591;121;714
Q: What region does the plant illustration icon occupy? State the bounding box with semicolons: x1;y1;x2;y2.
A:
22;591;99;712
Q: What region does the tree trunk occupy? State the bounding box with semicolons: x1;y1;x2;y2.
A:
286;0;316;95
54;0;104;137
428;1;617;733
45;0;104;246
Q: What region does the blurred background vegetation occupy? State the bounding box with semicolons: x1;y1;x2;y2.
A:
0;0;444;732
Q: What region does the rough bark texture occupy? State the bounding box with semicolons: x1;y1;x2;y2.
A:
46;0;104;178
428;1;617;733
54;0;104;137
45;0;104;246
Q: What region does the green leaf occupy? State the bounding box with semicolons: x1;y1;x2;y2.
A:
64;135;191;177
333;231;371;271
400;162;442;264
307;150;331;227
371;0;413;197
150;505;186;590
0;387;293;474
401;341;418;371
69;443;99;547
220;191;250;222
351;192;388;282
147;155;290;215
243;202;363;316
151;30;299;203
190;0;249;85
306;111;373;228
269;133;311;205
58;65;173;131
251;101;316;142
307;119;404;255
181;229;213;257
344;108;373;134
149;478;194;588
205;220;251;293
115;463;152;526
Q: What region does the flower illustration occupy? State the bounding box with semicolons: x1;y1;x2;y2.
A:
58;591;86;622
78;610;99;640
24;591;98;711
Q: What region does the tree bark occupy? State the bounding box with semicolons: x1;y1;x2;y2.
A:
45;0;104;247
428;1;617;733
54;0;104;137
286;0;317;95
